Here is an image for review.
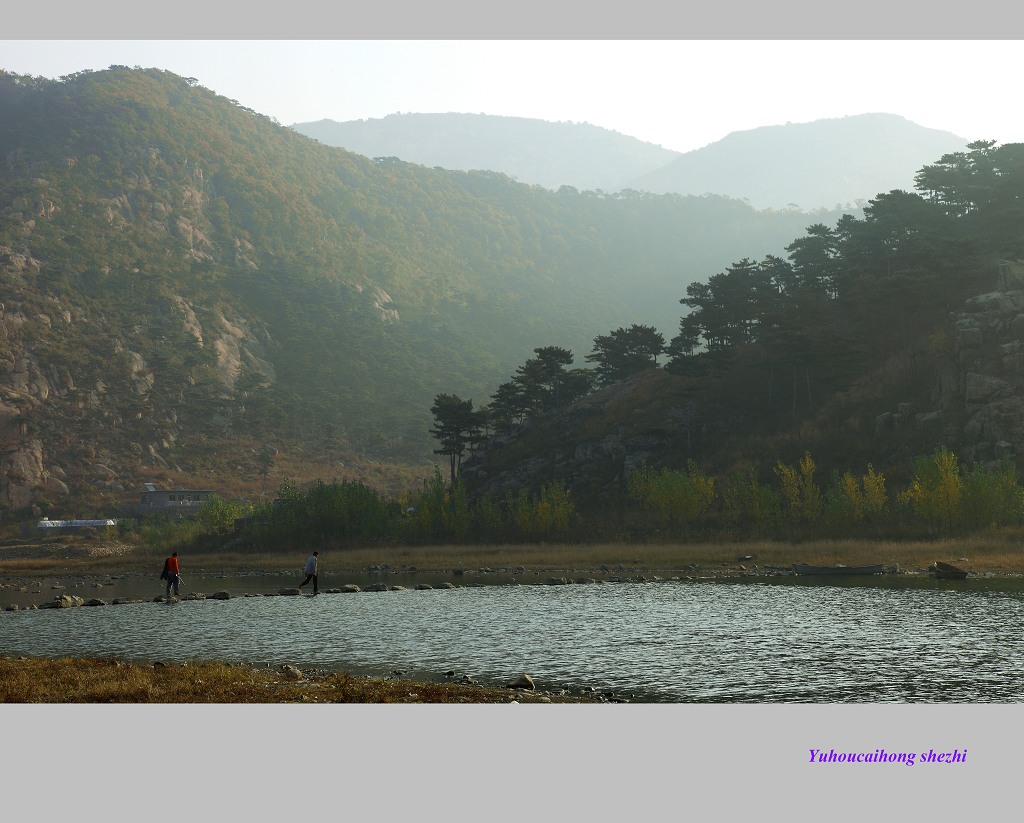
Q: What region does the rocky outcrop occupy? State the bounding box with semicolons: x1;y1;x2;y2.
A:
211;311;276;391
950;286;1024;464
167;295;205;347
1;440;44;510
43;475;70;496
509;673;535;690
871;277;1024;465
0;281;282;510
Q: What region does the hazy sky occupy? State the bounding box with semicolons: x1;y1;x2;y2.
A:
2;39;1021;154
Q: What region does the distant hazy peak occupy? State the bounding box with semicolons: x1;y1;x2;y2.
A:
291;112;680;192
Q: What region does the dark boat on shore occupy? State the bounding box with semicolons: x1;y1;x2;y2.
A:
932;561;969;580
792;563;885;576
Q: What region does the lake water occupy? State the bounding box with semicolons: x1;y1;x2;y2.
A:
2;574;1023;702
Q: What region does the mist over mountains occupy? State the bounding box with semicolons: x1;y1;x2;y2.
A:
626;114;970;210
0;66;841;510
2;64;1011;520
292;112;969;211
293;112;680;193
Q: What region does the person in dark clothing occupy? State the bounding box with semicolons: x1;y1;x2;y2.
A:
299;551;319;595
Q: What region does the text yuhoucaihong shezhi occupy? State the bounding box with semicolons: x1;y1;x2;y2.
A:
809;748;967;766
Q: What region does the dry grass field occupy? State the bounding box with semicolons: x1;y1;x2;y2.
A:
0;656;597;704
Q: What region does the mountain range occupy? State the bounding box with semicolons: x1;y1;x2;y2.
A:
0;65;1000;517
293;112;680;194
292;112;969;211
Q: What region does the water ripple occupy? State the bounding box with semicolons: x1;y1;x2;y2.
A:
2;580;1023;702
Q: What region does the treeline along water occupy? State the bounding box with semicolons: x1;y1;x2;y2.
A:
1;579;1022;702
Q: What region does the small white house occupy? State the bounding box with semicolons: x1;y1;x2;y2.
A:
21;518;118;536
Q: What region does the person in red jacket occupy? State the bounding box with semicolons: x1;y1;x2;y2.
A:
162;552;181;596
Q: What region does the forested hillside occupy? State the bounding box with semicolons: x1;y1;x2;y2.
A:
0;66;841;514
456;140;1024;515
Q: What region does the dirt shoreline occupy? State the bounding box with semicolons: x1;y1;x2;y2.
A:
5;533;1023;617
3;533;1023;589
8;530;1024;564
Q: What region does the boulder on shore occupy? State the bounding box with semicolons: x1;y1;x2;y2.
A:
510;673;536;690
40;594;85;608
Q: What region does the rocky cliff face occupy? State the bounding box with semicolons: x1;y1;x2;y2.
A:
0;271;277;512
871;263;1024;468
949;271;1024;464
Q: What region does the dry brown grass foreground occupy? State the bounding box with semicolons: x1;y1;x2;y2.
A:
0;656;601;704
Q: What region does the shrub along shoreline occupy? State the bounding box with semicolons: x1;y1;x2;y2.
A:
73;450;1024;566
